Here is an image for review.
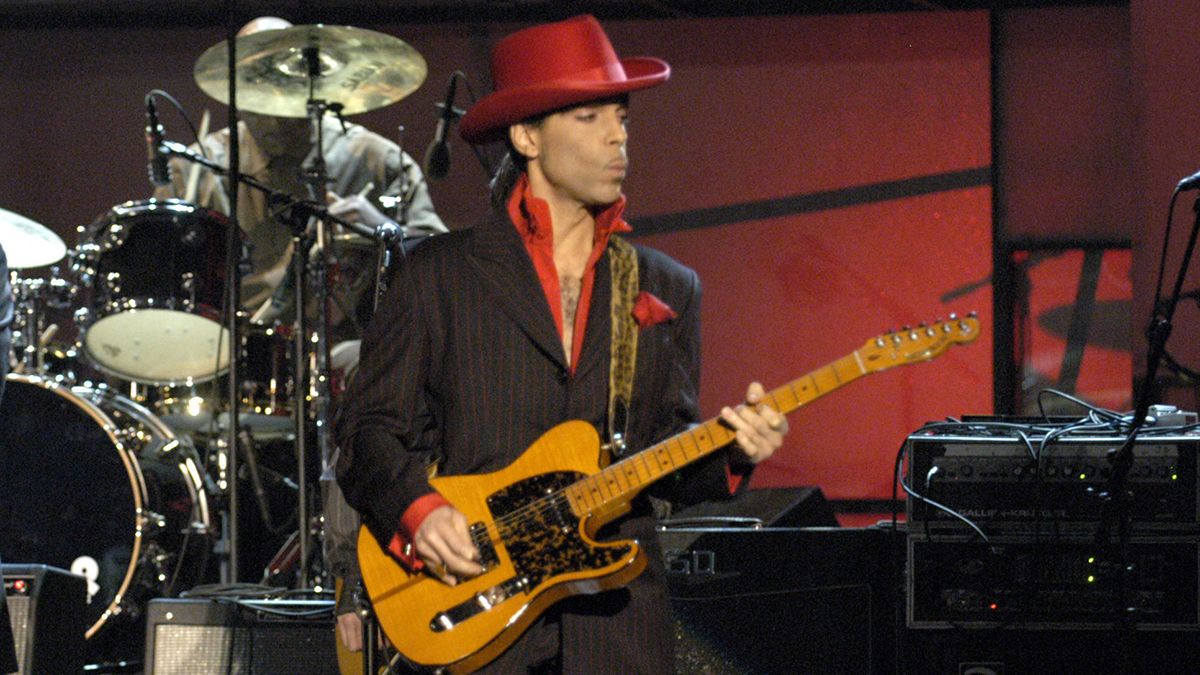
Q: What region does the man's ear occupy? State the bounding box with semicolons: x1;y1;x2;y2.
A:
509;124;539;160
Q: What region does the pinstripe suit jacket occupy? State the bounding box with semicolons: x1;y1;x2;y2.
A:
336;208;734;672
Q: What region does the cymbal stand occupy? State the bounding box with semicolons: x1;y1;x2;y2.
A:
292;41;341;590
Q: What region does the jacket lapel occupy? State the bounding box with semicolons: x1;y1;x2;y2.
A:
468;211;568;370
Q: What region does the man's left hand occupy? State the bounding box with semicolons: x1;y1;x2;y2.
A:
720;381;788;464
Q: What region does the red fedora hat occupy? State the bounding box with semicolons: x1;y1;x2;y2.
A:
459;15;670;145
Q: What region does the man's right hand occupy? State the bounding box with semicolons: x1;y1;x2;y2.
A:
413;505;484;585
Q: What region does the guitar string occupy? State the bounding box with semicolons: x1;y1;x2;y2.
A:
488;423;726;538
482;325;969;543
486;382;810;539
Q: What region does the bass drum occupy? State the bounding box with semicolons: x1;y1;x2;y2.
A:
0;375;212;653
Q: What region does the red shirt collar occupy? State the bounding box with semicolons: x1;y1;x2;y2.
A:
506;173;633;245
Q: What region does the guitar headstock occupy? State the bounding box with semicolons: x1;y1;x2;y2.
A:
857;313;980;373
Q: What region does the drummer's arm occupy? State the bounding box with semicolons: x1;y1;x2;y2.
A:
399;155;446;235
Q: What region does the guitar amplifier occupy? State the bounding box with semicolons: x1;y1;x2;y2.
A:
905;429;1200;532
2;564;87;675
144;597;339;674
658;525;903;674
907;534;1200;629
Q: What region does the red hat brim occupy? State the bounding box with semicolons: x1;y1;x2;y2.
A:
459;56;669;145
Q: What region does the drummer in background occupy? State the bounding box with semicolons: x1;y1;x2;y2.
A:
153;15;447;657
1;241;18;675
155;16;446;339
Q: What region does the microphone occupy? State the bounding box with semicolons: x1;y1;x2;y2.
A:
423;73;459;180
1179;169;1200;192
237;427;273;526
145;95;172;186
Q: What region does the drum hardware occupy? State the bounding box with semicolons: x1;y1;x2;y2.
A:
140;510;169;534
10;267;78;374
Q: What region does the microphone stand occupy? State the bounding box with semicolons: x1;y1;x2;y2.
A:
222;0;242;585
371;125;411;310
1093;188;1200;668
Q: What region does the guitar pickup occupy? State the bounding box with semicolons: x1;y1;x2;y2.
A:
470;521;501;570
429;576;530;632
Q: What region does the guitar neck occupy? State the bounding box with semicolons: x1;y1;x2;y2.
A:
564;350;868;515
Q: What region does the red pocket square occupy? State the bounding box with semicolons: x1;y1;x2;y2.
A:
632;291;677;328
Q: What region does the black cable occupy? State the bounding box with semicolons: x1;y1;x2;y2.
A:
146;88;210;159
1151;187;1183;317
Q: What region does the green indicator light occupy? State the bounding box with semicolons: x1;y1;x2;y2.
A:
1078;473;1087;480
1087;575;1096;583
1087;557;1096;564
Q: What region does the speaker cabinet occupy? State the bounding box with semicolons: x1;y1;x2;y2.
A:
905;627;1200;674
664;487;839;528
2;564;86;675
144;597;339;674
659;525;903;674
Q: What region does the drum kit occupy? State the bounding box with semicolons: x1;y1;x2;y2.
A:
0;23;432;665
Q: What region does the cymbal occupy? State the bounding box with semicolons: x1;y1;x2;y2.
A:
194;24;427;117
0;206;66;269
1036;300;1129;351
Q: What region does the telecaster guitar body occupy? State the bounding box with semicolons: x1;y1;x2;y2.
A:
358;421;641;674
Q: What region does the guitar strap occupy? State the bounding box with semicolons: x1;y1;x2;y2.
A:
606;236;639;458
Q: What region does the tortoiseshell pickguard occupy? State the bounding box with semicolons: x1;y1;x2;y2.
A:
486;471;631;589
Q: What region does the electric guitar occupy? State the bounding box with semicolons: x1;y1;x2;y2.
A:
357;314;980;673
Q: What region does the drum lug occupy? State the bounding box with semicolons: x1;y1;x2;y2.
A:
104;221;127;249
113;425;145;448
104;271;122;296
71;243;100;284
73;306;93;328
141;542;176;587
180;272;196;311
139;509;168;535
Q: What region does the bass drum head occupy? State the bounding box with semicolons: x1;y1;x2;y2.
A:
0;375;211;659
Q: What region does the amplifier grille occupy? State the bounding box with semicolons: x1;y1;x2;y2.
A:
5;596;28;674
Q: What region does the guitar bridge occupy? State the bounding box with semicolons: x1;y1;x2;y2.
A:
430;576;530;632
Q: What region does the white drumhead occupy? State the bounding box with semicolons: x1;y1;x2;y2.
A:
83;309;231;384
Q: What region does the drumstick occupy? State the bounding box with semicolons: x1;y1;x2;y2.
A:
183;109;211;203
356;181;375;198
38;323;58;347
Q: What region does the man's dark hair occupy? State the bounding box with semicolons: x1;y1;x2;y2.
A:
489;116;545;211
